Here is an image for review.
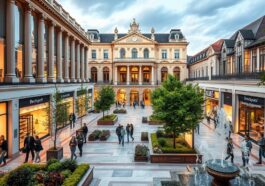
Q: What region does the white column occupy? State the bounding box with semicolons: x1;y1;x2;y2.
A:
114;66;117;85
70;38;76;82
127;66;130;85
151;66;154;85
84;47;88;82
56;28;63;82
257;48;260;71
47;22;55;82
76;43;81;82
5;0;18;83
36;14;46;83
81;45;85;82
23;4;34;83
64;33;69;82
139;65;142;85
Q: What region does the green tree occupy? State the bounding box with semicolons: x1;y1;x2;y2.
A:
75;84;89;127
258;72;265;86
151;75;204;149
94;86;115;118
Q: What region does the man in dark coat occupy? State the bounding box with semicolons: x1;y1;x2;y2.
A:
82;123;88;143
116;124;122;144
24;133;35;163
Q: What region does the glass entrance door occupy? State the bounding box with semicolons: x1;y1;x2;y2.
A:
131;73;138;83
19;114;33;149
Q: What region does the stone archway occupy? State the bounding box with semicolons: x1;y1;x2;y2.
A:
143;89;152;105
116;89;127;104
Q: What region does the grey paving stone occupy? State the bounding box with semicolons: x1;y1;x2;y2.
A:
112;169;133;177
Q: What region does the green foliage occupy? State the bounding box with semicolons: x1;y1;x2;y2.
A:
94;86;115;118
98;114;117;121
62;164;90;186
258;72;265;86
151;75;204;148
135;144;149;156
61;170;71;179
47;158;60;167
47;162;63;172
156;130;164;138
158;138;166;147
61;159;77;172
6;166;33;186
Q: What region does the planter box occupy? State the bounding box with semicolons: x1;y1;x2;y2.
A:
113;109;127;114
142;117;148;123
134;155;148;162
148;120;164;125
46;147;63;161
77;167;94;186
97;115;118;125
141;132;149;141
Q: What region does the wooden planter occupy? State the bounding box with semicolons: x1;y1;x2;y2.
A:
77;167;94;186
113;110;127;114
97;116;118;125
148;120;164;125
142;117;148;123
134;155;148;162
46;147;63;161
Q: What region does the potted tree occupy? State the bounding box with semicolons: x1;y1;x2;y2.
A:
46;87;69;161
95;86;116;125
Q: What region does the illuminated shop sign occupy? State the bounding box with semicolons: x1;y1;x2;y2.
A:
205;90;214;98
60;92;74;99
239;95;264;107
223;93;232;106
19;95;50;108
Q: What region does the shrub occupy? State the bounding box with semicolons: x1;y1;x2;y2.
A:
99;130;111;141
93;130;102;139
156;130;164;138
158;138;166;147
20;163;46;172
62;164;90;186
6;166;33;186
47;162;63;172
61;170;71;179
141;132;148;141
135;145;149;157
113;109;127;114
88;133;96;141
47;158;60;167
61;159;77;172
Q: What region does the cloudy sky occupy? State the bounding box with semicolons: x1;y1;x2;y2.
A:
58;0;265;55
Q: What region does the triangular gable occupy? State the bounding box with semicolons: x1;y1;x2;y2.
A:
113;32;157;44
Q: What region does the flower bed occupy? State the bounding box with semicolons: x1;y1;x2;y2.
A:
97;114;118;125
113;108;127;114
88;130;111;141
0;159;92;186
134;144;149;162
141;132;149;141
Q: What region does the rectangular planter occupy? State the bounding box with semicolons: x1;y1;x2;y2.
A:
77;167;94;186
46;147;63;161
97;116;118;125
148;120;164;125
134;155;148;162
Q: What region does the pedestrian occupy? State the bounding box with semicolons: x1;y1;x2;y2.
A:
69;113;73;129
123;102;125;108
206;112;211;125
116;124;122;144
229;121;233;139
241;136;252;166
120;125;125;146
76;132;84;157
130;124;134;141
24;133;35;163
115;101;118;108
213;116;217;129
225;138;234;163
196;123;200;134
82;123;88;143
256;133;265;164
34;136;43;163
69;136;77;160
0;135;7;166
225;123;230;140
72;113;76;128
126;124;130;143
133;101;136;109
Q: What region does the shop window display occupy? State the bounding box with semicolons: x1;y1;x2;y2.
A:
0;102;7;141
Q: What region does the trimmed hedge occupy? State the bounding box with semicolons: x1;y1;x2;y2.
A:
113;108;127;114
89;130;110;141
99;130;111;141
62;164;90;186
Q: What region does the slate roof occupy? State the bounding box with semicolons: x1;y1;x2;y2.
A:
223;39;235;48
239;30;255;40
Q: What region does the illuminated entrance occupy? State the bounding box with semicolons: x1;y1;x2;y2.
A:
94;89;99;101
130;89;139;106
143;89;151;105
117;89;127;103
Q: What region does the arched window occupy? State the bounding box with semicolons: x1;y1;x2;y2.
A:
173;67;180;80
131;48;138;59
103;67;109;83
120;48;126;59
143;48;149;59
161;67;168;82
91;67;97;83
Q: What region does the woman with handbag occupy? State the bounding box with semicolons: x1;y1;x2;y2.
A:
69;136;77;160
34;136;43;163
0;135;7;166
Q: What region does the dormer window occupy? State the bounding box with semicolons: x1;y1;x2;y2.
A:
90;34;94;41
223;48;226;53
237;41;241;47
175;34;179;40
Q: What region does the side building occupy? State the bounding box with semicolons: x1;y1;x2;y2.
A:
87;19;189;106
187;15;265;144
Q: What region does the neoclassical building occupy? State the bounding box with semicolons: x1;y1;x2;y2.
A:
87;19;188;105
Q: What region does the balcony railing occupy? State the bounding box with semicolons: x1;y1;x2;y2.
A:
211;71;263;80
186;77;209;81
93;81;112;85
113;57;155;62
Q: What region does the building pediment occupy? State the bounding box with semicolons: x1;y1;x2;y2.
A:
113;32;157;44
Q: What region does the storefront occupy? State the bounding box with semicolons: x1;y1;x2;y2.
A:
238;95;265;142
222;92;233;122
205;90;219;119
88;89;93;110
0;102;7;143
58;92;74;129
77;90;87;117
19;96;50;149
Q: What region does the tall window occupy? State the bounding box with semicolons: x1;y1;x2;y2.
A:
161;67;168;82
103;49;108;59
120;48;126;58
0;0;6;82
132;48;138;59
173;67;180;80
144;48;149;59
162;49;167;59
206;66;208;77
91;67;97;82
260;47;265;72
0;102;7;144
31;14;38;79
174;49;180;59
252;49;257;72
103;67;109;82
91;49;96;59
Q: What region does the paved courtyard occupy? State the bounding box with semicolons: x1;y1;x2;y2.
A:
2;106;265;185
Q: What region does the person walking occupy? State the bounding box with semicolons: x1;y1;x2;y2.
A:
241;136;252;166
24;133;35;163
34;136;43;163
225;138;234;163
69;113;73;129
0;135;7;166
196;123;200;135
72;113;76;128
256;133;265;164
116;124;122;144
228;121;233;139
120;126;125;147
82;123;88;143
77;132;84;157
69;136;77;160
126;124;130;143
206;112;211;125
130;124;134;141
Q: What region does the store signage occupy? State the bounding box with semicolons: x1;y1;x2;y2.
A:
239;95;264;107
60;92;74;99
223;93;232;106
19;95;50;108
205;90;214;98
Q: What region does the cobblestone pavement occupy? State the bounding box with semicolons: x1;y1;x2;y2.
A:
1;106;265;185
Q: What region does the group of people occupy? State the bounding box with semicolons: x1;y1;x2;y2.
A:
23;133;43;163
115;123;134;146
69;123;88;160
116;100;126;108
